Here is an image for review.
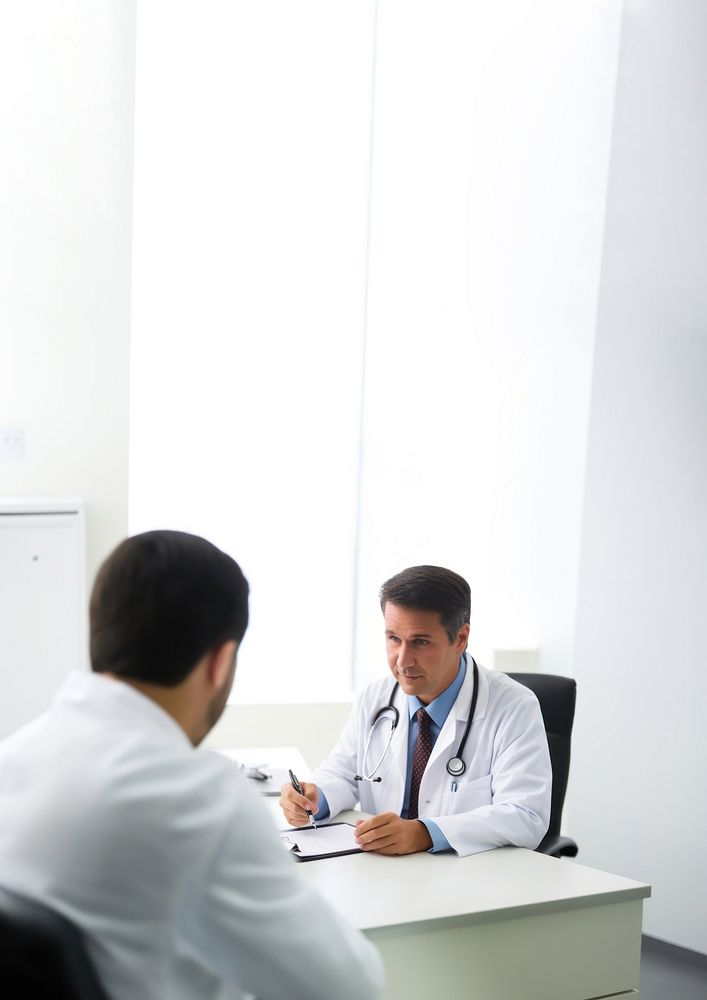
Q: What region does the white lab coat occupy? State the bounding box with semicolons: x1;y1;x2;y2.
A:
0;672;383;1000
314;657;552;857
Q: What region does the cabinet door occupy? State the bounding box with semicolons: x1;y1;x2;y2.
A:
0;513;86;738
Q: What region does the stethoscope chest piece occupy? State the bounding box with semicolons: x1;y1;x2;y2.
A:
446;756;466;777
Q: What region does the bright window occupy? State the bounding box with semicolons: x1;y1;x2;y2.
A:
130;1;622;702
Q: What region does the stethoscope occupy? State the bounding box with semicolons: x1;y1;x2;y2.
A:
354;657;480;783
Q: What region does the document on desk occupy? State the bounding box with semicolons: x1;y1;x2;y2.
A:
280;822;362;862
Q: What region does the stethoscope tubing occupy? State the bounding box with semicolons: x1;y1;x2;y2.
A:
354;657;479;783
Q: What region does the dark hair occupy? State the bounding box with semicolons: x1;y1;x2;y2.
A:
379;565;470;643
90;530;249;686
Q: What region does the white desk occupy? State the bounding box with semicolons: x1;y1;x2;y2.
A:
300;811;650;1000
221;749;651;999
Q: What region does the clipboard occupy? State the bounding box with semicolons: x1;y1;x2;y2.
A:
279;822;362;863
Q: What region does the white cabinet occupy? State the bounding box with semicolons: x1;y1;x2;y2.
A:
0;499;86;738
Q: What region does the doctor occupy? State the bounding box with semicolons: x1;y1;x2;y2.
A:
280;565;552;857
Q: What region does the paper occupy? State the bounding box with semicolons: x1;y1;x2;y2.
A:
280;823;360;858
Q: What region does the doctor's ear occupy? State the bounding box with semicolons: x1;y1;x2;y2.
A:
455;623;470;651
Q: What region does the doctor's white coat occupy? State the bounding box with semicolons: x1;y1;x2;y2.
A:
314;659;552;857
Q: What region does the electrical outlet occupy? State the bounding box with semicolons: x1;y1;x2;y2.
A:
0;428;24;461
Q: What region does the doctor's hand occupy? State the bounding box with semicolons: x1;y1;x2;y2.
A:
354;813;433;855
278;781;320;827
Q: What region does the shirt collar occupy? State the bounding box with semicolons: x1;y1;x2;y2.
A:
407;653;467;728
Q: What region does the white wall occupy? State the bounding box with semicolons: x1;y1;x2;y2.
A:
0;1;135;588
569;0;707;953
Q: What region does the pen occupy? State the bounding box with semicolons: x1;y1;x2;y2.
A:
288;769;317;829
245;766;270;781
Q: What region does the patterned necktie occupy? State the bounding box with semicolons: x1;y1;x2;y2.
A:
407;708;432;820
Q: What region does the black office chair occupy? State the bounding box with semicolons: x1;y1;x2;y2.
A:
507;672;578;859
0;886;110;1000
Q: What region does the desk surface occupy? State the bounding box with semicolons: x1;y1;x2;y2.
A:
297;810;650;935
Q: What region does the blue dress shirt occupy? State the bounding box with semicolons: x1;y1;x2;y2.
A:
402;656;466;852
316;655;468;853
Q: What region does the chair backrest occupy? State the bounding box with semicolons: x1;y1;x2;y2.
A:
0;887;109;1000
506;672;576;841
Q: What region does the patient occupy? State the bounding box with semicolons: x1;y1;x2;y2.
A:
0;530;383;1000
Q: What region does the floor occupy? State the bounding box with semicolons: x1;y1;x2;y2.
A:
640;936;707;1000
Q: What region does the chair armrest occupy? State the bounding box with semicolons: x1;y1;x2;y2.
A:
535;833;578;858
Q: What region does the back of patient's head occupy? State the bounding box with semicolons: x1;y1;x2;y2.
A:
90;530;249;686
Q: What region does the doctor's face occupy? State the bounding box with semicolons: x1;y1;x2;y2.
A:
384;603;469;705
